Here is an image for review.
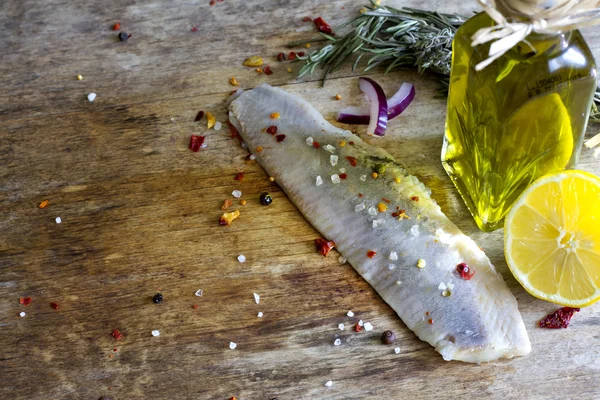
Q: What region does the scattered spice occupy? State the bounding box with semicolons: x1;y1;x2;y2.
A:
219;210;240;226
539;307;580;329
382;198;391;203
277;52;286;61
305;43;311;49
227;120;239;138
206;112;216;129
313;141;321;148
151;330;160;337
456;263;475;280
240;200;247;206
346;156;357;166
192;304;199;309
314;17;334;35
221;199;233;210
263;65;273;75
349;141;355;145
314;238;336;257
374;164;387;175
76;74;83;81
377;203;388;212
153;293;163;304
194;110;205;122
367;250;377;259
256;68;262;73
112;329;122;340
276;134;286;142
50;302;59;310
417;258;426;268
256;146;263;152
19;297;32;306
428;319;434;324
260;192;273;206
243;56;263;67
39;200;50;209
410;196;420;202
112;22;121;31
229;76;240;86
371;172;378;179
382;330;396;344
234;172;244;181
209;0;216;5
302;16;312;22
288;51;297;61
354;323;363;332
395;177;402;183
267;125;278;135
298;51;305;57
358;193;363;197
392;210;410;220
269;176;275;182
270;112;280;119
339;173;348;179
189;135;205;152
118;32;130;42
287;67;292;73
87;93;96;102
339;140;346;147
190;26;198;32
335;94;342;100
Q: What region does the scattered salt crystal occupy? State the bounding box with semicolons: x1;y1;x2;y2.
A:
358;319;364;326
325;380;333;388
355;203;365;212
316;175;323;186
241;141;248;150
330;155;338;166
466;330;473;335
232;190;242;198
331;174;341;184
388;264;396;270
594;147;600;158
396;280;402;285
55;217;62;224
338;256;347;264
339;168;345;173
151;330;160;337
334;338;341;346
394;347;401;354
87;93;96;102
324;144;336;153
360;175;367;181
195;289;204;297
438;282;447;290
214;121;222;131
200;141;207;149
338;323;345;330
372;220;379;228
170;117;176;122
19;312;26;317
306;136;314;146
347;311;354;317
257;312;264;318
237;254;246;263
367;206;377;216
389;251;398;261
363;322;373;331
229;342;237;349
410;225;419;237
253;293;260;304
447;282;455;290
249;154;256;160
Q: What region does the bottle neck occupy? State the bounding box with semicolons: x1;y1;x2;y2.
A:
513;30;571;58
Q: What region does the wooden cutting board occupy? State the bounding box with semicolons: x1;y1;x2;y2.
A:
1;1;599;399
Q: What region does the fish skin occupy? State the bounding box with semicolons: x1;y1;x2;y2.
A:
229;84;531;363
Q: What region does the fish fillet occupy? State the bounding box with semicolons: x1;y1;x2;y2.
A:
228;84;531;363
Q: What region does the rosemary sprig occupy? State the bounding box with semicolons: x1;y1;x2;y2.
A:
296;1;600;123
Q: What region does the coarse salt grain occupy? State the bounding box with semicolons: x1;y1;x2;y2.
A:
249;154;256;160
338;256;346;264
389;251;398;261
325;380;333;387
358;319;364;326
306;137;314;146
229;342;237;349
232;190;242;198
253;293;260;304
347;311;354;317
394;347;401;354
334;338;342;346
410;225;420;237
388;264;396;270
355;203;365;212
316;175;323;186
331;174;341;184
195;289;204;297
87;93;96;102
363;322;373;331
214;121;222;131
372;220;379;228
324;144;336;153
360;175;367;181
19;312;26;317
55;217;62;224
338;323;345;330
396;280;402;285
339;168;345;173
237;254;246;263
438;282;447;290
367;206;377;216
151;330;160;337
330;155;338;166
257;312;264;318
447;282;455;290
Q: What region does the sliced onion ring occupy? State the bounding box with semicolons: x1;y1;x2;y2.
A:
336;82;415;128
358;77;388;136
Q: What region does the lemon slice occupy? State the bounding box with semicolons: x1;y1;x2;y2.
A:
505;170;600;307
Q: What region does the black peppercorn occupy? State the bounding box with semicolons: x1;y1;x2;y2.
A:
153;293;163;304
118;31;129;41
260;192;272;206
381;330;396;344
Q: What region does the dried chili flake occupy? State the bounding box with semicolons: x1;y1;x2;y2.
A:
229;76;240;86
302;16;312;22
349;141;355;145
243;56;263;67
539;307;580;329
263;65;273;75
226;120;239;138
266;125;278;135
314;17;334;35
256;146;263;152
366;250;377;259
112;329;122;340
411;196;420;202
358;193;363;197
275;134;286;142
312;141;321;148
206;112;216;129
50;302;59;310
392;210;410;220
38;200;50;209
288;51;297;61
339;173;347;180
234;172;244;181
190;26;198;32
381;198;391;204
298;51;305;57
209;0;216;5
221;199;233;210
194;110;205;122
428;319;434;324
456;263;475;280
277;52;286;61
354;323;363;332
19;297;32;306
112;22;121;31
346;156;358;167
192;304;199;309
219;210;240;226
189;135;205;152
314;238;336;257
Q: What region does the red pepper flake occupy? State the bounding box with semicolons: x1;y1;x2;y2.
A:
349;141;355;145
287;51;297;61
425;311;430;316
221;199;233;210
339;173;348;180
209;0;216;5
190;26;198;32
113;348;118;352
314;17;334;35
226;120;239;138
302;16;312;22
312;141;321;148
428;319;434;324
189;135;205;152
277;52;286;61
410;196;420;202
194;110;205;122
366;250;377;259
234;172;244;181
392;210;410;220
539;307;580;329
112;22;121;31
275;134;286;142
266;125;278;135
39;199;50;208
263;65;273;75
346;156;358;167
192;304;199;309
382;198;391;204
297;51;305;57
50;302;59;310
314;238;336;257
354;323;363;332
112;329;122;340
358;193;363;197
19;297;32;306
456;263;475;280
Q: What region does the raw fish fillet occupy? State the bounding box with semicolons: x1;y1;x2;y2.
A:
228;84;531;363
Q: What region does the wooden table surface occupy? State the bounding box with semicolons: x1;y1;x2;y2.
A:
1;1;599;399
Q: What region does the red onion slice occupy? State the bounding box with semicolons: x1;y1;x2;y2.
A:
336;82;415;128
358;77;388;136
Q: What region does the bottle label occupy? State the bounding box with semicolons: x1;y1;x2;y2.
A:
526;72;586;98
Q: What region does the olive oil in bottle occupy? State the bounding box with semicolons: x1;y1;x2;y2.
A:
442;12;597;231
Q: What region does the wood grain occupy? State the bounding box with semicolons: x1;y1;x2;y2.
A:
1;0;599;399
